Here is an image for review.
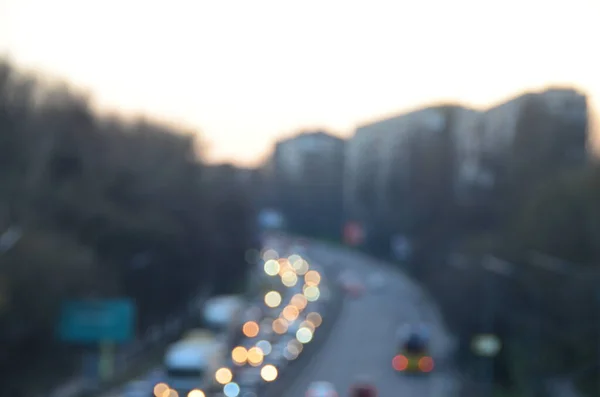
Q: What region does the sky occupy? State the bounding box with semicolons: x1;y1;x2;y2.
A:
0;0;598;167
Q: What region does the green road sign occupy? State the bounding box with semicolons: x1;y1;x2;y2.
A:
58;299;135;343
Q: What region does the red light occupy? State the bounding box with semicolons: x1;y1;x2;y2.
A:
392;354;408;371
418;356;434;372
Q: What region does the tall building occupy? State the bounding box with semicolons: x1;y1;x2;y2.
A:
264;130;346;237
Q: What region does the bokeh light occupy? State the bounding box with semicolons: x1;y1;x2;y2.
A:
242;321;259;338
292;259;309;275
284;339;303;360
282;305;300;322
215;367;233;385
303;285;320;301
290;294;308;311
262;249;279;261
296;327;314;344
272;318;288;334
281;271;298;287
154;383;169;397
264;259;280;276
304;270;321;286
299;320;315;333
264;291;282;308
260;364;278;382
288;338;303;352
167;390;179;397
247;347;264;366
288;254;301;267
306;312;322;327
256;340;272;356
232;346;248;365
223;382;241;397
187;390;205;397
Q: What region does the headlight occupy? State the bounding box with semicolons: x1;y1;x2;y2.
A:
187;389;205;397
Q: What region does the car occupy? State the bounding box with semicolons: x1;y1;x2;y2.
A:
306;381;338;397
392;328;434;374
348;381;378;397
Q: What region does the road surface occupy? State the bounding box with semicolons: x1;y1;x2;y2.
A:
284;240;460;397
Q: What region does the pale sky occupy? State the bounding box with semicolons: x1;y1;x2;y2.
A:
1;0;598;166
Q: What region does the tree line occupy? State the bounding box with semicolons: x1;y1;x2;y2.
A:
0;59;257;394
260;93;599;396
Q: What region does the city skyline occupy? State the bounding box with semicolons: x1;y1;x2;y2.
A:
1;0;598;167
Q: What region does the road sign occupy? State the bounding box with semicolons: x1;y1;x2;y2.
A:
58;299;135;343
471;334;501;357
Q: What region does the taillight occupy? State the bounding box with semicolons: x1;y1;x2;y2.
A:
392;354;408;371
418;356;434;372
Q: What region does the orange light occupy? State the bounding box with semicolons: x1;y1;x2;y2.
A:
392;354;408;371
242;321;259;338
418;356;434;372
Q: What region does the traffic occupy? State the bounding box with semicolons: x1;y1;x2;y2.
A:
115;235;457;397
140;237;333;397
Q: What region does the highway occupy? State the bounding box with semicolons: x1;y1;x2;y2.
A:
284;240;460;397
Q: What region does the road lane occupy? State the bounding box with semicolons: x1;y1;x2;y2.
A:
285;240;460;397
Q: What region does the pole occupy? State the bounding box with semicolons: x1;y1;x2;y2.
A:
483;266;495;397
98;340;115;381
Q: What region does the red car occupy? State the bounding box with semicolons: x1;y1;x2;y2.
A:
349;383;378;397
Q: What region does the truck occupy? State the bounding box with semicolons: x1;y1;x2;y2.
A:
202;295;245;347
163;330;227;397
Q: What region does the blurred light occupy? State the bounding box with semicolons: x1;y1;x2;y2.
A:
264;259;280;276
281;271;298;287
288;254;301;266
419;356;434;372
256;340;272;355
296;327;313;344
223;382;241;397
264;291;282;308
299;320;315;333
392;355;408;371
232;346;248;365
304;270;321;286
187;390;205;397
290;294;308;311
306;312;322;327
168;390;179;397
247;347;264;366
292;259;309;275
215;367;233;385
242;321;259;338
260;364;278;382
263;249;279;261
303;285;320;301
277;259;292;276
272;318;288;334
288;338;303;352
283;348;299;360
284;340;302;360
154;383;170;397
282;305;300;322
